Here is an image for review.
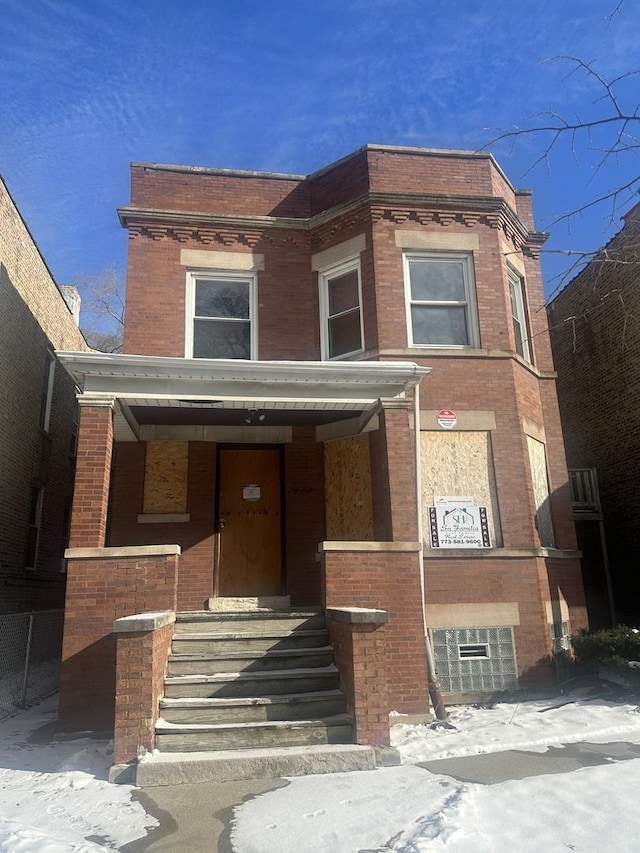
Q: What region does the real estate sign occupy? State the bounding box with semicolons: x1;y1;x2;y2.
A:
428;497;491;548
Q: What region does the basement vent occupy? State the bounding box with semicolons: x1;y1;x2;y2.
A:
458;643;489;659
432;627;518;694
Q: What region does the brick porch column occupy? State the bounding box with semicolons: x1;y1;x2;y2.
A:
369;399;419;541
69;398;115;548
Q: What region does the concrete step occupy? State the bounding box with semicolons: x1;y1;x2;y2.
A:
167;647;334;676
127;743;399;786
154;714;353;752
171;629;330;655
206;596;291;611
164;666;341;699
174;610;325;636
160;690;347;724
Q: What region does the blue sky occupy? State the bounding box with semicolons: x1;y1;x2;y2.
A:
1;0;638;300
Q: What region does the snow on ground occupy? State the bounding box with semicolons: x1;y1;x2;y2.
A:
231;689;640;853
391;688;640;761
0;696;156;852
3;688;640;851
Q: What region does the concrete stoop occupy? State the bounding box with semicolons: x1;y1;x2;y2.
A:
110;743;401;786
111;607;401;785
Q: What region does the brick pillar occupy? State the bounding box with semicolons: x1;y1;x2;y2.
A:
326;607;390;746
369;400;419;541
69;400;115;548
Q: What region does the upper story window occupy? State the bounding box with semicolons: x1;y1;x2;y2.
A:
508;266;531;363
319;258;364;360
404;252;479;348
186;271;256;359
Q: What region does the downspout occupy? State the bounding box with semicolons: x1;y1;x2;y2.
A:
414;384;448;720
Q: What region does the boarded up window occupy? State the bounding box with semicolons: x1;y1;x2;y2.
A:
421;431;501;546
527;435;554;547
143;441;188;514
324;434;374;540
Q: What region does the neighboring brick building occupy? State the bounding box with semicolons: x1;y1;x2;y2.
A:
57;145;586;770
0;176;88;612
548;202;640;627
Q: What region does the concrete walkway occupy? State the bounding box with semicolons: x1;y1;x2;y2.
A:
120;739;640;851
121;777;288;853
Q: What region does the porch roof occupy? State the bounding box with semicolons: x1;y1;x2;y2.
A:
56;352;430;434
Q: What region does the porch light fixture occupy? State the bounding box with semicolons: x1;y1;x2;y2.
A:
244;408;266;425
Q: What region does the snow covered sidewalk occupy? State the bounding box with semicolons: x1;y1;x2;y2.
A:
0;696;155;852
2;688;640;851
231;690;640;852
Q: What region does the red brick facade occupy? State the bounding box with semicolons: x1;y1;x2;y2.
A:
60;549;178;729
113;619;174;763
59;145;586;747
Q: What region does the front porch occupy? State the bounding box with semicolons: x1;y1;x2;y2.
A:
57;353;432;771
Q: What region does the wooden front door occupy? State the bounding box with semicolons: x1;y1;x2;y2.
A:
216;447;283;596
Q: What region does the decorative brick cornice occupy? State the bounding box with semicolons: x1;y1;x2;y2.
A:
523;231;549;258
119;190;536;252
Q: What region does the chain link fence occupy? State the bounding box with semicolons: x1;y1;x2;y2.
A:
0;610;64;721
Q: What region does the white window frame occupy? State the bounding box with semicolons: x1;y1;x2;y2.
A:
318;256;364;361
403;251;479;349
185;270;258;360
508;266;531;363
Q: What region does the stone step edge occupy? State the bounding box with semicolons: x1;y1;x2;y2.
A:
172;629;329;641
165;665;338;684
168;647;333;662
155;713;352;734
176;610;322;621
160;689;344;708
110;743;401;786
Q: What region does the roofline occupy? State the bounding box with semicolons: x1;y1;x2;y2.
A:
130;143;521;194
129;162;306;181
0;173;79;322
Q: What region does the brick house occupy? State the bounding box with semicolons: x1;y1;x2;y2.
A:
57;145;587;780
548;201;640;628
0;175;87;613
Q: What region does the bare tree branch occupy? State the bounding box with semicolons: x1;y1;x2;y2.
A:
484;55;640;228
75;263;125;353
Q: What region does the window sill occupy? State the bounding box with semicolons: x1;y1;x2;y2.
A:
423;546;581;559
137;513;190;524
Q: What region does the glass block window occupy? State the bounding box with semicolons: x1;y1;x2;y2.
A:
431;626;518;693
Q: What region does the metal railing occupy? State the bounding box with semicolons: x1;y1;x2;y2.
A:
0;609;64;721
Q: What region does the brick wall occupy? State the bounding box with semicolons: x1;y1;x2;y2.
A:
113;621;174;763
548;205;640;621
59;550;178;730
327;616;389;746
322;548;429;715
425;553;586;689
0;177;87;612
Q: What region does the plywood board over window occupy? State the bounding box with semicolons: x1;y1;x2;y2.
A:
143;441;188;514
527;435;555;547
324;435;374;540
421;431;502;546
